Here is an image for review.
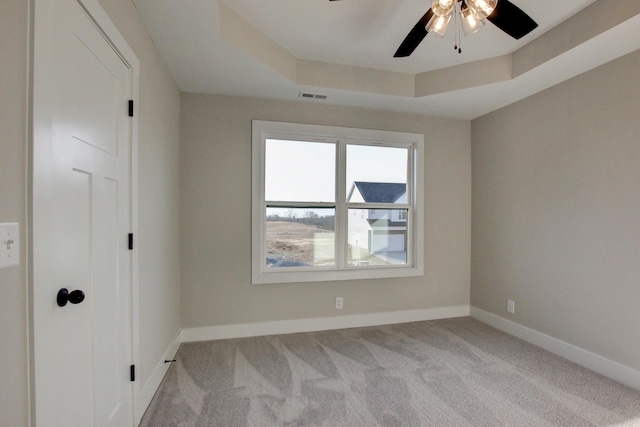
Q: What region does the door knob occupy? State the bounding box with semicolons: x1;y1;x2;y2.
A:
57;288;86;307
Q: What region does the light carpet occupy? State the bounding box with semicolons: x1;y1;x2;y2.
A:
140;317;640;426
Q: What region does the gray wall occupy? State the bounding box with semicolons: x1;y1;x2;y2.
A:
180;94;471;328
0;0;29;425
471;49;640;371
0;0;181;424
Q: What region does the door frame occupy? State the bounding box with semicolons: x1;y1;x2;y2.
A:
29;0;140;424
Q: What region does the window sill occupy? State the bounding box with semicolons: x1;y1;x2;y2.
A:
252;264;424;284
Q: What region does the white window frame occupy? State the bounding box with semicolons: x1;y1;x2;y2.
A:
252;120;424;284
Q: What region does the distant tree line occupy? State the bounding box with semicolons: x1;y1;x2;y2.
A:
267;210;335;231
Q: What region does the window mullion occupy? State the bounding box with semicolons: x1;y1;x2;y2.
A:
335;139;347;269
407;144;416;269
346;202;411;210
266;201;335;209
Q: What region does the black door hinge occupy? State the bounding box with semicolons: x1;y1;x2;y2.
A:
128;100;134;117
128;233;134;250
130;365;135;382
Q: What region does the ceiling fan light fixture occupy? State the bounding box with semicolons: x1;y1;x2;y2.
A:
426;12;451;37
431;0;456;17
466;0;498;18
390;0;538;58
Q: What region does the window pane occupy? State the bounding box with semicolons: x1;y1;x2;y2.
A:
266;207;335;268
348;208;408;266
265;139;335;202
346;145;408;203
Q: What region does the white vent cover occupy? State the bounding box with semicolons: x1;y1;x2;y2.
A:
298;91;328;100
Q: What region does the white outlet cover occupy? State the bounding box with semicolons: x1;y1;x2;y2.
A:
0;223;20;269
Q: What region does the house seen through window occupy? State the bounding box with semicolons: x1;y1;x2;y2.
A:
252;120;424;284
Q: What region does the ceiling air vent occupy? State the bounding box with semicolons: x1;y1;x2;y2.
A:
298;92;328;101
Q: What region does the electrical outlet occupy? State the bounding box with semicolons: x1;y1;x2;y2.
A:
336;297;344;310
506;299;515;314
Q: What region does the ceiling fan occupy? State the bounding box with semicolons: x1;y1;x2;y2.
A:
329;0;538;57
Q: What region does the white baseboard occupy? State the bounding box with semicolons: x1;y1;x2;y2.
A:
135;330;182;425
471;307;640;391
179;305;470;343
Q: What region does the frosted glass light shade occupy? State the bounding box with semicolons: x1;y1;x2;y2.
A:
431;0;456;17
466;0;498;17
461;5;485;35
426;13;452;37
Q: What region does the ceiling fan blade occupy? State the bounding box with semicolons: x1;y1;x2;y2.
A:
393;9;434;58
487;0;538;40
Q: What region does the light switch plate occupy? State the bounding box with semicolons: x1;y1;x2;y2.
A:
0;223;19;269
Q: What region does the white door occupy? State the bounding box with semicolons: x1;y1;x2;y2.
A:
32;0;136;425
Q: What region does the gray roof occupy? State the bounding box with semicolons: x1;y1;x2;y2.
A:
352;182;406;203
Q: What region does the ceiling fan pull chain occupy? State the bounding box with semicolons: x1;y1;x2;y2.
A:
456;2;462;53
454;2;459;52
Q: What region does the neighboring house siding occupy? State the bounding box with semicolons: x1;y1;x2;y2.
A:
348;182;407;260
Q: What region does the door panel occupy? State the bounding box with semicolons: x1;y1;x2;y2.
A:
94;176;122;422
59;2;122;155
33;0;134;425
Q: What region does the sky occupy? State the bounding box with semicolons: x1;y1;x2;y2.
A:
265;139;408;205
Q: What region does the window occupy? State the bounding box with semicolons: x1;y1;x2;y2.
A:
252;120;424;284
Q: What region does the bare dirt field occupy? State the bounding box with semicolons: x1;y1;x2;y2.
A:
265;221;388;267
265;221;334;266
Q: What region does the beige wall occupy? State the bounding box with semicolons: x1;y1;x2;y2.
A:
471;49;640;371
0;0;29;425
0;0;181;424
180;94;471;328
